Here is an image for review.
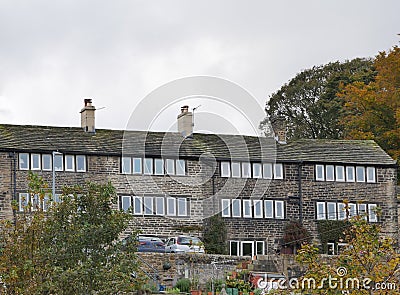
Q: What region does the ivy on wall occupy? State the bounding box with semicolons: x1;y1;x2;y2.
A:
316;220;351;253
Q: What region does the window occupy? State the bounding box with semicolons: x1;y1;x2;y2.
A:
275;201;284;219
243;199;252;218
252;163;262;178
155;197;165;215
154;159;164;175
166;159;175;175
356;166;365;182
264;200;273;218
19;193;29;211
167;197;176;216
176;159;186;175
316;202;326;220
31;154;41;170
256;241;264;255
230;241;239;256
231;162;241;178
315;165;324;181
42;154;52;171
253;200;263;218
327;202;337;220
242;163;251;178
368;204;378;222
221;199;231;217
358;203;367;220
348;203;357;217
274;163;283;179
232;199;241;217
366;167;376;183
337;203;346;220
263;163;273;179
133;158;142;174
144;158;153;175
120;196;132;212
144;197;153;215
221;162;230;177
122;157;132;174
133;196;143;215
54;154;63;171
326;165;334;181
76;155;86;172
346;166;355;182
19;153;29;170
43;195;50;212
65;155;75;171
336;166;345;182
177;198;187;216
327;243;335;255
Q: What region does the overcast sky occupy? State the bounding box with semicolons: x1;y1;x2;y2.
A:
0;0;399;135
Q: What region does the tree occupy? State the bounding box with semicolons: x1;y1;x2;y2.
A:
203;214;227;254
261;58;375;140
0;172;139;294
340;46;400;161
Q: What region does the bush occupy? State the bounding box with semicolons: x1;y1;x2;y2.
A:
175;278;191;293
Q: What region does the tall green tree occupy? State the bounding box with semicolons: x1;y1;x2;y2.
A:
261;58;375;140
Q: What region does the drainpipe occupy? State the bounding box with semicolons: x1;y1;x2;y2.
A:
297;161;303;225
9;152;17;224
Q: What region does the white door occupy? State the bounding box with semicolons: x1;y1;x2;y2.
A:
241;241;254;257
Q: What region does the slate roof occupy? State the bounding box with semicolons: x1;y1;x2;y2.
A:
0;124;396;166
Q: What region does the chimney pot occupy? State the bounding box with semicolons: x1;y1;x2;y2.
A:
80;98;96;133
177;105;193;138
181;105;189;113
84;98;92;106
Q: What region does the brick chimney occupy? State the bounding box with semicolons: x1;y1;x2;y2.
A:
80;98;96;133
177;105;193;138
270;116;287;144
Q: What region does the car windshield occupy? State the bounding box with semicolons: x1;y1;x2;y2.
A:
178;236;201;245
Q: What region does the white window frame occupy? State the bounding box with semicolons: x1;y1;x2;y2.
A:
264;200;273;218
221;199;231;217
65;155;75;172
253;200;263;218
155;197;165;216
263;163;273;179
335;166;345;182
19;153;29;170
42;154;52;171
167;197;176;216
337;203;346;220
325;165;335;182
176;159;186;176
221;162;230;177
76;155;86;172
133;196;143;215
132;157;142;174
315;164;325;181
177;197;188;216
256;241;265;255
252;163;262;179
366;167;376;183
243;199;252;218
346;166;355;182
358;203;368;220
31;153;41;170
242;162;251;178
54;154;63;171
144;158;153;175
122;157;132;174
229;240;240;256
120;196;132;212
368;204;378;222
327;202;337;220
231;162;241;178
42;194;50;212
232;199;241;217
316;202;326;220
356;166;365;182
143;197;154;215
274;163;283;179
327;242;335;255
348;203;357;217
154;158;164;175
19;193;30;211
166;159;175;175
275;200;284;219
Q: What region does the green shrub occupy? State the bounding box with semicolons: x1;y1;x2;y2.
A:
175;278;191;293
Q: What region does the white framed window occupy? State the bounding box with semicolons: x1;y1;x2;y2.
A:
167;197;176;216
144;197;153;215
243;199;252;218
76;155;86;172
366;167;376;183
54;194;62;204
120;196;132;212
232;199;241;217
231;162;241;178
315;165;325;181
256;241;265;255
368;204;378;222
122;157;132;174
327;202;337;220
252;163;262;178
275;201;284;219
177;198;188;216
166;159;175;175
31;194;40;211
326;165;335;181
253;200;263;218
65;155;75;171
274;163;283;179
42;154;52;171
221;162;230;177
229;241;240;256
263;163;273;179
155;197;165;215
337;203;346;220
144;158;153;175
221;199;231;217
346;166;355;182
336;166;345;182
264;200;273;218
327;242;335;255
132;158;142;174
54;154;63;171
242;162;251;178
43;194;50;212
19;153;29;170
348;203;357;217
316;202;326;220
356;166;365;182
31;154;41;170
154;158;164;175
19;193;29;211
176;159;186;176
358;203;367;220
133;196;143;215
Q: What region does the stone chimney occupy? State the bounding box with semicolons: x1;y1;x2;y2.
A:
270;116;287;144
80;98;96;133
177;105;193;138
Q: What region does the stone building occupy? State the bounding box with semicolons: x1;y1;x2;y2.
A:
0;100;397;257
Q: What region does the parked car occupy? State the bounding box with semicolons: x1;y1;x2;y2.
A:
165;235;205;253
123;234;166;253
